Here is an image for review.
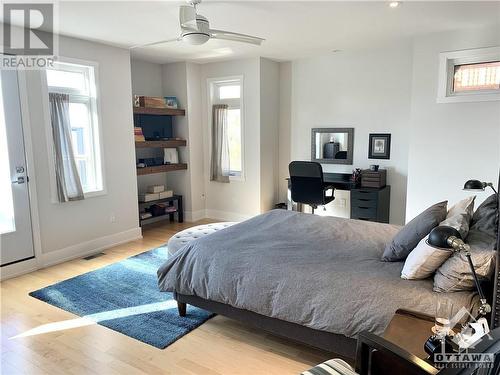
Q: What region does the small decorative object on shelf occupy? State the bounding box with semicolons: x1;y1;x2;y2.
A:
361;169;387;188
139;192;160;202
138;95;167;108
159;190;173;199
351;168;362;186
140;212;152;220
134;126;145;142
368;133;391;159
137;157;164;167
149;203;167;217
164;96;178;109
164;148;179;164
147;185;165;193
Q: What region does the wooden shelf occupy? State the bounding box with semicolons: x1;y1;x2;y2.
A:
133;107;185;116
140;212;177;225
136;163;188;176
135;140;186;148
138;195;182;207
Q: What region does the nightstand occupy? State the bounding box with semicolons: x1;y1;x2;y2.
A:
383;309;435;360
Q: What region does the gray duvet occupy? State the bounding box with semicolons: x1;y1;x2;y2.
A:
157;210;478;338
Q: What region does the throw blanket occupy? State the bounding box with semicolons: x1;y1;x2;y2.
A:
158;210;478;337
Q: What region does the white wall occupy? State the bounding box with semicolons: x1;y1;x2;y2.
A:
406;26;500;220
161;63;193;215
260;58;280;211
131;59;163;97
289;43;413;224
200;58;262;221
25;35;140;258
185;62;206;220
278;62;292;204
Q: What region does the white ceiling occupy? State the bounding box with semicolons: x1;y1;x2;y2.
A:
7;1;500;64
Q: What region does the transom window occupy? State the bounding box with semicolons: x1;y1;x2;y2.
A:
46;61;103;194
211;78;243;179
453;61;500;92
438;47;500;103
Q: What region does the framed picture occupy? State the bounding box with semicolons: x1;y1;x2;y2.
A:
163;148;179;164
368;133;391;159
164;96;178;109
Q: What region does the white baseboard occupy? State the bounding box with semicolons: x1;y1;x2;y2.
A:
0;258;39;281
184;209;207;222
205;209;253;222
41;227;143;268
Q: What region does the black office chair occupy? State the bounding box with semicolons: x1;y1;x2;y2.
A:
288;161;335;214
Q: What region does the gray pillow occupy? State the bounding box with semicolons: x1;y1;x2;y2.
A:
466;194;498;248
382;201;448;261
433;236;497;292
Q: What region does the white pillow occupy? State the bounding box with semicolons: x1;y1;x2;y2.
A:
440;196;475;238
401;235;452;279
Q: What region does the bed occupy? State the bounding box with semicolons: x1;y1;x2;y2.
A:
157;181;499;359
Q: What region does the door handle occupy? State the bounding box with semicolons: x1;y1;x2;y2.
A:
12;176;26;184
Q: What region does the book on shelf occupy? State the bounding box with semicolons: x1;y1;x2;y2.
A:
134;126;145;142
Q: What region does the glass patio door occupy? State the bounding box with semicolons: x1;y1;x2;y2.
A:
0;69;35;266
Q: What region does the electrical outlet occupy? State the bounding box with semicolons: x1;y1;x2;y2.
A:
339;198;346;208
110;214;116;223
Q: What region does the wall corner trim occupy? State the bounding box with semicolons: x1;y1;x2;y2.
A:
184;209;207;223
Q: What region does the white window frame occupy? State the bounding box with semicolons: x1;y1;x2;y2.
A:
41;57;106;202
437;46;500;103
207;75;245;181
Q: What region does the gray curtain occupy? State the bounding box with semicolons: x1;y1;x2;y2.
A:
210;104;230;183
49;92;84;202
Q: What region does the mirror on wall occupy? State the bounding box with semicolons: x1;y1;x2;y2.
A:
311;128;354;165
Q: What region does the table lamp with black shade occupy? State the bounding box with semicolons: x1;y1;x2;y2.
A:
463;179;498;195
424;225;492;359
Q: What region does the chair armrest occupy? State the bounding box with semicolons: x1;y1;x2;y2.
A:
355;331;438;375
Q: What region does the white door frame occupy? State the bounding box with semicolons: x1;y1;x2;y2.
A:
1;71;43;280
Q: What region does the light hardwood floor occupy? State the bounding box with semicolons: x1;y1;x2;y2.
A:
1;220;330;375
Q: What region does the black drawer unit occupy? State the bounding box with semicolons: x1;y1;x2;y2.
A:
350;186;390;223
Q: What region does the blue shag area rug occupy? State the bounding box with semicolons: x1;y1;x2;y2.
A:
29;246;214;349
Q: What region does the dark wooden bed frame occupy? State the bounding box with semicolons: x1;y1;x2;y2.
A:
175;176;500;359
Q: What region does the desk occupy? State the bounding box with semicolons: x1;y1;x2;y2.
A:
287;173;391;223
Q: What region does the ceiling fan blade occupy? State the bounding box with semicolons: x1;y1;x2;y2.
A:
210;29;264;46
130;38;181;49
180;5;197;28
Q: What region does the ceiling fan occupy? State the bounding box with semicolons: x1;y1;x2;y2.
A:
131;0;265;49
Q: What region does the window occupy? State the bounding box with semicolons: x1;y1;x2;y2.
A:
211;78;243;179
437;47;500;103
453;61;500;92
46;60;103;195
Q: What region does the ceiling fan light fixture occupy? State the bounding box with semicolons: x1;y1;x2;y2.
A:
182;32;210;45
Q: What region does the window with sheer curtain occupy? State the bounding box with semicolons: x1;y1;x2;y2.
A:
46;61;103;195
211;78;243;179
